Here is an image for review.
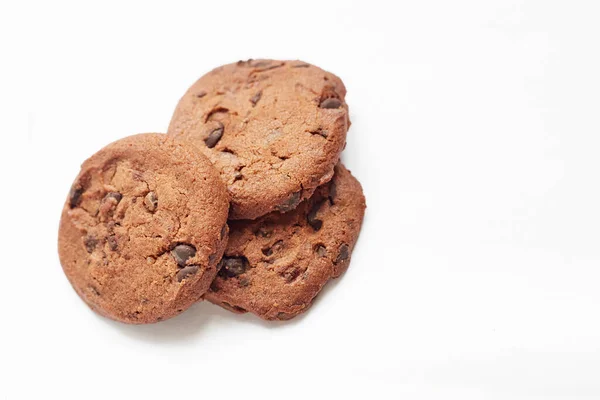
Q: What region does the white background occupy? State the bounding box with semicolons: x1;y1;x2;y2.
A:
1;0;600;398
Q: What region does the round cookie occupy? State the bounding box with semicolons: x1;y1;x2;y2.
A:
58;133;229;324
205;163;365;320
168;59;350;220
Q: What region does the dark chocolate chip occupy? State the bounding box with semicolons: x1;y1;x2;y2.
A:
104;192;122;202
310;128;328;138
98;192;122;215
107;235;118;251
250;90;262;106
176;265;199;282
276;191;302;212
84;235;98;253
218;256;249;278
69;185;84;208
171;244;196;267
319;98;342;109
328;180;337;205
281;267;302;283
307;201;324;231
262;240;284;257
315;244;327;257
144;191;158;212
335;244;349;263
196;90;207;98
205;123;224;148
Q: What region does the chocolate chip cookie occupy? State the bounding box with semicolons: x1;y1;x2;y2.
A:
205;163;365;320
168;59;350;220
58;133;229;324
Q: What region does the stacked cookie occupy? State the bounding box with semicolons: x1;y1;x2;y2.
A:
58;60;366;324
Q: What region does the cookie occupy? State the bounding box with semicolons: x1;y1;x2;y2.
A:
205;163;365;320
168;59;350;220
58;133;229;324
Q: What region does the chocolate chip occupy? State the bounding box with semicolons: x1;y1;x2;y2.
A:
69;185;84;208
104;192;122;202
196;90;207;98
205;122;224;148
84;235;98;253
210;281;220;292
98;192;122;215
176;265;199;282
315;244;327;257
171;244;196;267
250;90;262;106
107;235;118;251
144;191;158;212
281;267;302;283
310;128;328;138
328;180;337;205
276;191;302;212
335;244;349;263
218;256;249;278
307;201;324;231
262;240;284;257
319;98;342;109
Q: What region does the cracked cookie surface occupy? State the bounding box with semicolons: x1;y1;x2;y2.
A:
168;59;350;220
205;163;365;320
58;133;229;324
